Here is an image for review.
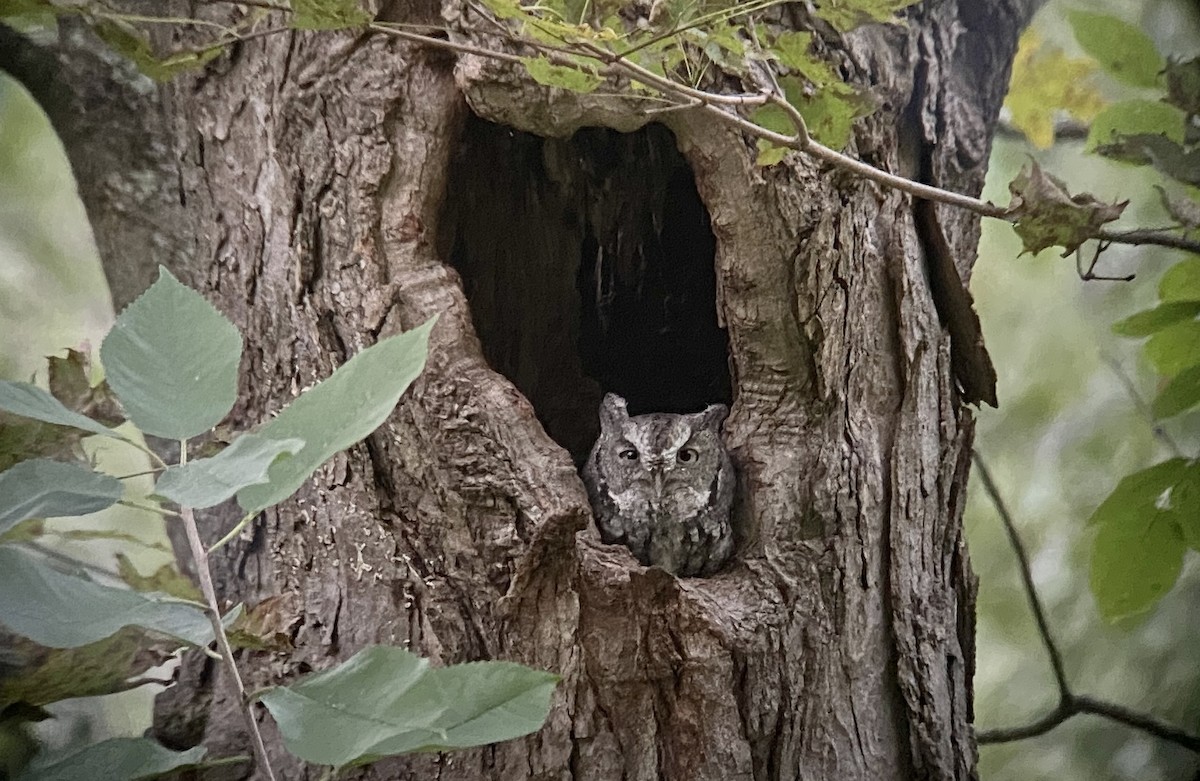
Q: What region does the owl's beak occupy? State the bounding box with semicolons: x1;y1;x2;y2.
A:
651;469;665;496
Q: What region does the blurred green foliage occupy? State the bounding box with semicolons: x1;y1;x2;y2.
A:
0;70;170;759
970;1;1200;778
0;74;110;381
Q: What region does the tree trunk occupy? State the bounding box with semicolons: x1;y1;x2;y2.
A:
1;0;1036;778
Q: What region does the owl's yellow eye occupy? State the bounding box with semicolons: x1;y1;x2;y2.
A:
678;448;697;463
619;448;638;460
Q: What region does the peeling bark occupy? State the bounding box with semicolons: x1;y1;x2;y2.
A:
2;0;1037;778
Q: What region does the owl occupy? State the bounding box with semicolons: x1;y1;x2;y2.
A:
582;393;735;577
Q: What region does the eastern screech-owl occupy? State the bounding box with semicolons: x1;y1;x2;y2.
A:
582;393;735;577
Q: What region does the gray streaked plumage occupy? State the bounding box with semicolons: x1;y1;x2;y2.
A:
582;393;734;577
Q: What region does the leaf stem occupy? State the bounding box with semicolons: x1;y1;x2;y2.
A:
118;499;178;517
178;442;278;781
207;510;257;554
113;468;164;480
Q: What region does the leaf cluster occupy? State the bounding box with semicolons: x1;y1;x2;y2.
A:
1001;11;1200;257
0;269;555;779
1005;11;1200;622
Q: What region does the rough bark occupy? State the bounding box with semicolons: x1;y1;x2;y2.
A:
2;0;1038;778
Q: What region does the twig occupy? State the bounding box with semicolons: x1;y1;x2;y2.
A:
369;22;527;64
1075;241;1135;282
1101;228;1200;254
615;0;783;60
48;1;1200;257
178;446;277;780
208;510;257;553
972;453;1069;701
1100;354;1185;458
218;0;289;9
971;451;1200;754
1074;695;1200;752
118;498;179;517
370;15;1200;258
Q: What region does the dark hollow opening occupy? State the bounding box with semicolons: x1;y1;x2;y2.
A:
441;116;731;463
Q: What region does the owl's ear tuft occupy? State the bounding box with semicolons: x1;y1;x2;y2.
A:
599;393;629;429
693;403;729;431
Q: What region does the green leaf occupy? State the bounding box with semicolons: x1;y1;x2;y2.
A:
16;737;206;781
0;0;57;28
0;518;44;545
0;381;124;440
115;555;202;601
363;660;560;757
770;31;815;72
1088;459;1193;620
476;0;524;20
155;433;304;509
289;0;370;29
1145;320;1200;377
1152;364;1200;418
1006;30;1105;149
1175;464;1200;550
237;317;434;514
1090;510;1185;621
1089;458;1190;527
797;88;870;150
100;267;242;441
1068;11;1164;89
93;19;222;81
1112;302;1200;337
699;24;745;61
0;459;123;535
520;56;603;93
0;415;83;473
749;103;793;138
1159;257;1200;302
1086;100;1185;152
1155;185;1200;231
1095;133;1200;187
755;139;789;167
0;546;211;649
0;0;51;17
748;73;869;152
260;646;557;767
0;628;181;708
813;0;920;32
47;349;123;427
1006;160;1128;255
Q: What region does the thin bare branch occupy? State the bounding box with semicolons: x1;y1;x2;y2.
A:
978;694;1200;753
54;3;1200;259
1074;695;1200;752
380;14;1200;258
977;702;1072;743
1100;354;1185;458
369;23;527;64
1097;228;1200;255
972;452;1070;702
1075;241;1135;283
972;450;1200;755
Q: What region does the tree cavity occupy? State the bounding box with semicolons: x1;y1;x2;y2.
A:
442;116;731;463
